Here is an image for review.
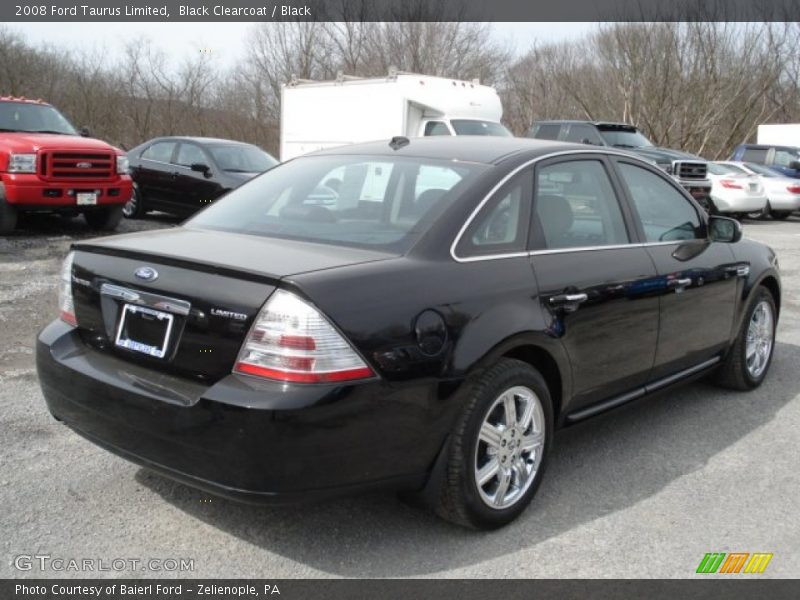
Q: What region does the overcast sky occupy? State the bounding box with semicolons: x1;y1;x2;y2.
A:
9;22;595;68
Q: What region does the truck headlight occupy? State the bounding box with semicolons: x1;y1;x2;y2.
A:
116;155;129;174
8;153;37;173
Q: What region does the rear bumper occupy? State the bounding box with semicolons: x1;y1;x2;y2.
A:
1;173;133;209
36;320;441;503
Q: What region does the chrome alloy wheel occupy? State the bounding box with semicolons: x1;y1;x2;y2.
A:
474;385;545;510
746;300;774;379
122;186;139;218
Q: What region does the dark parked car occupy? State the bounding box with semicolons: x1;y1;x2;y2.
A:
730;144;800;180
123;136;278;218
37;137;780;529
528;121;714;210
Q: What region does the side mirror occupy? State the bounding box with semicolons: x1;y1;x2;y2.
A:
190;163;211;177
789;160;800;171
709;215;742;243
79;126;91;138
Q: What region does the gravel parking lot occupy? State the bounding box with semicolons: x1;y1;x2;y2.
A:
2;213;799;579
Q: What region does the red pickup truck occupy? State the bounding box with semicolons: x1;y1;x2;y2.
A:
0;96;132;234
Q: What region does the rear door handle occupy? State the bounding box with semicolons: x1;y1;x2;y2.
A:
549;292;588;311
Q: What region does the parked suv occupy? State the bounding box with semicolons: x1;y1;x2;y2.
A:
528;121;713;210
0;96;132;234
730;144;800;180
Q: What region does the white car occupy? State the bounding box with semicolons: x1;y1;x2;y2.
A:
715;161;800;220
706;162;768;217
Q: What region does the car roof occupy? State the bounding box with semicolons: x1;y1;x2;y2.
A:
736;143;798;150
532;120;637;129
141;136;253;146
0;96;51;106
307;136;599;165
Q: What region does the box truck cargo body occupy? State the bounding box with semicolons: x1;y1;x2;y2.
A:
280;72;510;161
757;124;800;147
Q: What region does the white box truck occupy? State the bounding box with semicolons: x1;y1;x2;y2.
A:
757;123;800;147
279;71;510;161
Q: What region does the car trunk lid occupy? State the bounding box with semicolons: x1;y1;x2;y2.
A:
69;227;395;382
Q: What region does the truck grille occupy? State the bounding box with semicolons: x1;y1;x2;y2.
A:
39;152;114;181
672;160;707;180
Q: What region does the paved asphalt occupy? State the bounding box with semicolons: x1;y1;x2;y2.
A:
1;212;799;579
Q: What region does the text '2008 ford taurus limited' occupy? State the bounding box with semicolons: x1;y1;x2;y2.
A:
36;137;781;529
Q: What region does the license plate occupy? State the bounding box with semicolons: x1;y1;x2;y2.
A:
76;192;97;206
115;304;174;359
749;183;757;191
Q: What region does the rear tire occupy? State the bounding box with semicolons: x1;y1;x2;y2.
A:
771;210;792;220
0;196;18;234
715;286;777;390
433;359;553;529
746;202;770;220
84;206;123;231
122;184;145;219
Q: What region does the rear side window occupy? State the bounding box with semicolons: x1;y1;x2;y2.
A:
424;121;451;136
532;160;629;250
530;124;561;140
188;155;484;252
141;142;176;163
564;124;604;145
456;171;532;257
740;147;769;163
617;162;703;242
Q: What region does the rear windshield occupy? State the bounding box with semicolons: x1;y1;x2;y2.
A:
709;163;745;175
596;126;653;148
451;120;512;137
187;155;486;252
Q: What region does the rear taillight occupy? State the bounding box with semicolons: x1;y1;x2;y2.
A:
787;185;800;194
58;251;76;326
234;289;374;384
720;179;743;189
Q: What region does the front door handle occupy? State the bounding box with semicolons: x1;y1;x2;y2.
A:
549;292;589;311
667;277;692;290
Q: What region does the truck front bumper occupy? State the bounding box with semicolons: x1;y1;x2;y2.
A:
1;173;133;209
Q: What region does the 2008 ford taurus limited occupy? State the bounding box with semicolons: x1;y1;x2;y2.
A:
37;137;780;529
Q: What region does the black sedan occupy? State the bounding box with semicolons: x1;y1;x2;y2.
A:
37;137;780;529
122;136;278;218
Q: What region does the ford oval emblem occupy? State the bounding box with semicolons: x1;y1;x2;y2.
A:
76;162;93;168
134;266;158;282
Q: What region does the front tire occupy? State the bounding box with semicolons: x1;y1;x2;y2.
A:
716;286;777;390
0;197;18;234
434;359;553;529
771;210;792;220
122;184;145;219
84;206;123;231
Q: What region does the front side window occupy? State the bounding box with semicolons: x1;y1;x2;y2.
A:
451;120;512;137
141;142;176;163
773;148;800;168
424;121;451;136
533;160;629;250
188;155;484;252
617;162;702;242
175;143;207;167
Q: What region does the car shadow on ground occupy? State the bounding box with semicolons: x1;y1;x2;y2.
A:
138;341;800;577
5;212;180;239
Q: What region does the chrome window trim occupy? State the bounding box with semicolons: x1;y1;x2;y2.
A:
450;148;702;264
